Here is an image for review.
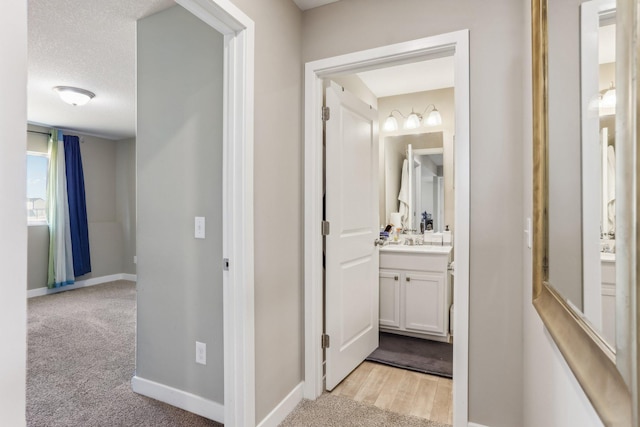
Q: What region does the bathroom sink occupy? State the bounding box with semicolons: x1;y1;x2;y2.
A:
379;244;453;255
601;252;615;262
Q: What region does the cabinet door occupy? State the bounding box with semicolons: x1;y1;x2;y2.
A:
379;270;401;328
404;272;445;335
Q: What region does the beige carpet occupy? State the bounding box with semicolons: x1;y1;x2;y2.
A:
27;281;221;427
281;393;452;427
28;280;451;427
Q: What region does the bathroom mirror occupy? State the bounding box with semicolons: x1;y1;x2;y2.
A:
546;0;617;347
382;132;453;232
532;0;635;424
579;0;617;349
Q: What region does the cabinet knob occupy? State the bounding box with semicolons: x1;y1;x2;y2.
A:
406;277;411;282
394;275;399;281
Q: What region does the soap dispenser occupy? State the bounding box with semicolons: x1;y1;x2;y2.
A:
443;225;452;246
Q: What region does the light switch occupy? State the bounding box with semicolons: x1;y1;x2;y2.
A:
525;217;532;249
195;217;205;239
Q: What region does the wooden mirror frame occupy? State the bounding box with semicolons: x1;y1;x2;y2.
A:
531;0;636;425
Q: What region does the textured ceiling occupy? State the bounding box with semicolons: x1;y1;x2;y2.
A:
28;0;174;140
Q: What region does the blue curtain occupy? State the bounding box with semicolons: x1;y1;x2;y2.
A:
63;135;91;277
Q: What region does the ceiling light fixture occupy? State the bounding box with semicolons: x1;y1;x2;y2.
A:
383;104;442;132
53;86;96;106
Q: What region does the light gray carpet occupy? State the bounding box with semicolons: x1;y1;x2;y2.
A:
281;393;451;427
27;281;221;427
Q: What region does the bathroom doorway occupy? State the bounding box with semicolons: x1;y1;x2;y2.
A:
304;30;470;426
322;58;455;425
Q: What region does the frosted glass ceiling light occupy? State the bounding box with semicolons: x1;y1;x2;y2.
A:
53;86;95;106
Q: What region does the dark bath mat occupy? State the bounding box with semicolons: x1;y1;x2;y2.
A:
366;332;453;378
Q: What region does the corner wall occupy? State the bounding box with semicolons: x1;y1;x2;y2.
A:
0;0;27;424
303;1;525;425
116;137;136;275
136;4;225;407
220;0;304;422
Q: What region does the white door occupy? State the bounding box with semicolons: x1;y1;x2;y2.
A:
325;81;379;391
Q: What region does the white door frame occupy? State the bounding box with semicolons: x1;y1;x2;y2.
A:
175;1;255;426
303;30;470;427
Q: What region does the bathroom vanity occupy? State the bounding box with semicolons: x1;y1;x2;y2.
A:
601;253;615;347
379;244;453;342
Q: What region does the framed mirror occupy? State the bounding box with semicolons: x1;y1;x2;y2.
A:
381;132;451;233
532;0;637;424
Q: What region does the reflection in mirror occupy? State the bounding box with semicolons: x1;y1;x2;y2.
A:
547;0;587;314
580;0;616;350
547;0;616;349
382;132;453;233
580;0;617;350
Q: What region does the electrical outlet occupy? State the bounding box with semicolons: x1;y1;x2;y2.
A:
195;341;206;365
195;217;205;239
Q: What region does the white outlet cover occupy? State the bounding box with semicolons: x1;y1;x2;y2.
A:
195;217;205;239
195;341;206;365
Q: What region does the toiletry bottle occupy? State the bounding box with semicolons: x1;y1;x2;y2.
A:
443;225;452;246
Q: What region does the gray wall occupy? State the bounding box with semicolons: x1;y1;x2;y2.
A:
26;124;136;290
547;0;584;310
116;138;136;275
219;0;304;422
0;1;27;423
302;1;525;426
136;5;224;404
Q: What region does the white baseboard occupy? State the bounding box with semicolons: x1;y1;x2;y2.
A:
469;422;490;427
131;375;224;423
27;273;137;298
257;382;304;427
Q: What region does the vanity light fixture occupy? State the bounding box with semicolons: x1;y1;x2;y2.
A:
53;86;96;106
599;81;616;109
383;104;442;132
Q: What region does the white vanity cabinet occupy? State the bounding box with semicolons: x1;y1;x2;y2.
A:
379;245;452;342
601;254;615;347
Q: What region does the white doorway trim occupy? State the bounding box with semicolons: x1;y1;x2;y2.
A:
174;1;255;426
303;30;470;427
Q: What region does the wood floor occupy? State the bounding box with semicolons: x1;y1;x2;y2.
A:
330;361;453;425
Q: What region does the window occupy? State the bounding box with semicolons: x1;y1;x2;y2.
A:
27;152;49;224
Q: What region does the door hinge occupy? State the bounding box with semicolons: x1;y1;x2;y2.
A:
223;258;229;271
322;106;330;122
321;220;330;236
321;334;330;349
